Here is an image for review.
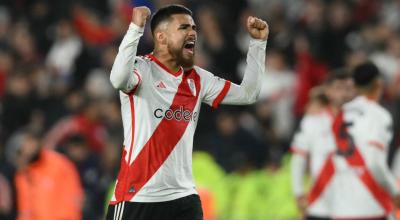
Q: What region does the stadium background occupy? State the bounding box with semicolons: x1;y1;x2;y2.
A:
0;0;400;219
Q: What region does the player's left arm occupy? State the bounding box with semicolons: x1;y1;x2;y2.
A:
220;16;268;105
367;115;399;197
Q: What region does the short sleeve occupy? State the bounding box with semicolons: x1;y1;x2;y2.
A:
198;67;231;108
290;116;314;156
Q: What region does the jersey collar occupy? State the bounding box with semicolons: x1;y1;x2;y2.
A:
147;54;183;77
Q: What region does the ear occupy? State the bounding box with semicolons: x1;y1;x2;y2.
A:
155;31;167;45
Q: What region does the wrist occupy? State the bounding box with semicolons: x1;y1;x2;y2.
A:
249;38;267;47
129;22;145;33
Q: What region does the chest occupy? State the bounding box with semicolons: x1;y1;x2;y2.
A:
139;67;202;108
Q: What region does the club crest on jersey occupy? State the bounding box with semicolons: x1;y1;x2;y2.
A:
187;78;196;96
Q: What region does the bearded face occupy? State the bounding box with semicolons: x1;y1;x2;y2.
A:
164;14;197;68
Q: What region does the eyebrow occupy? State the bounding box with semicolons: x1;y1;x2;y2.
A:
178;24;196;30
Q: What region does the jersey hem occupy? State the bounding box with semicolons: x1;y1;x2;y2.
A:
110;189;198;204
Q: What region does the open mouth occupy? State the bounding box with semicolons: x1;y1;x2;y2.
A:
184;41;195;54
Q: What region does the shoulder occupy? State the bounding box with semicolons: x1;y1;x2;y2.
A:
134;55;152;70
192;66;227;86
299;113;324;132
192;66;214;78
135;55;151;64
370;103;392;125
303;112;329;124
345;97;392;125
43;150;77;170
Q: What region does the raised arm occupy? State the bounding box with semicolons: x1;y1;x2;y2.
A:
221;17;268;105
110;7;150;93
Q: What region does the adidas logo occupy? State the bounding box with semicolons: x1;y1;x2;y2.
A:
156;81;167;89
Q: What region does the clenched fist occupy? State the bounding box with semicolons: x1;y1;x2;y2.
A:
246;16;269;40
132;6;151;27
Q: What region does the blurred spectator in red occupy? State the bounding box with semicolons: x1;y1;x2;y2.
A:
293;37;328;118
44;97;108;153
72;1;134;47
0;7;11;98
72;6;116;46
0;50;13;98
354;0;381;24
293;0;329;117
197;187;216;220
5;128;83;220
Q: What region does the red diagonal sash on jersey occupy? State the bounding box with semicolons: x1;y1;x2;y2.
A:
113;69;201;203
307;153;335;205
308;111;393;214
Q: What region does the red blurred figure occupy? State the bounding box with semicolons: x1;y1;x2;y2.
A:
44;97;107;153
6;129;83;220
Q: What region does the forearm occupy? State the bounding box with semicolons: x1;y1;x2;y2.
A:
291;154;307;197
221;39;266;105
110;23;144;91
369;147;399;196
379;160;399;197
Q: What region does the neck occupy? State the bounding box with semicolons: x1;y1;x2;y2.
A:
365;94;379;102
327;104;340;116
153;49;181;73
359;90;379;102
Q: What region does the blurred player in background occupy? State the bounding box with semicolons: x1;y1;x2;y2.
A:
107;4;268;220
327;62;399;219
291;70;353;219
292;63;400;220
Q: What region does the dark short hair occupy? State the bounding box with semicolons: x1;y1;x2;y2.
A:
325;68;351;85
352;62;380;87
150;4;193;34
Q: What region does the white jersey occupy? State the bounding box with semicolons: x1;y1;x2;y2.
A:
291;109;337;217
334;96;397;218
291;97;398;218
109;23;266;203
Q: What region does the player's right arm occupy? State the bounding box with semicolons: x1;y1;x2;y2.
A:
366;112;400;201
110;7;150;93
291;154;308;214
290;116;313;213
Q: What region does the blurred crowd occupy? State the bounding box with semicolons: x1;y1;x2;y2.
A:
0;0;400;219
